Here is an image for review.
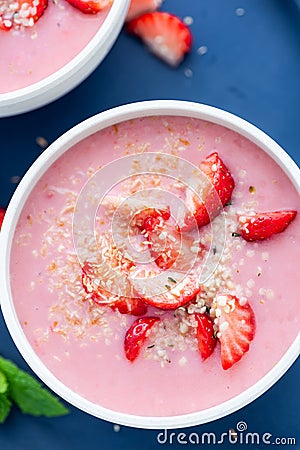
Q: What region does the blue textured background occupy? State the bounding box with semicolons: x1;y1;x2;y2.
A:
0;0;299;448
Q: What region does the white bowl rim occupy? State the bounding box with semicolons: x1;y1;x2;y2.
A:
1;100;299;429
0;0;129;116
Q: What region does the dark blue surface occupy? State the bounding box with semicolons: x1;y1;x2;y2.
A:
0;0;300;448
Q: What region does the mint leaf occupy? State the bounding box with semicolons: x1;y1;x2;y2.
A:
0;393;12;423
0;371;8;394
0;356;69;418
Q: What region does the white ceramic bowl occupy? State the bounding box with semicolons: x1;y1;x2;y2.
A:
1;100;299;429
0;0;129;118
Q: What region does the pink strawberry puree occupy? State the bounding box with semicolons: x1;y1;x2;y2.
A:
10;116;300;417
1;1;110;94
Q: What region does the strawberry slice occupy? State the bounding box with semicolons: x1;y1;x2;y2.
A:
126;0;162;21
65;0;111;14
200;152;235;207
0;0;48;31
132;268;202;310
150;227;180;270
133;207;179;270
134;206;204;271
194;313;217;360
182;152;235;231
0;208;6;230
148;221;205;271
124;316;160;361
81;261;147;316
126;11;193;67
81;261;116;304
146;216;181;270
216;294;256;370
238;210;297;242
110;296;148;316
133;207;170;232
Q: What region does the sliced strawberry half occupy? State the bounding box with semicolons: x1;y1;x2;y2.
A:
134;206;205;271
65;0;111;14
133;207;170;232
216;294;256;370
124;316;160;361
110;296;148;316
132;267;202;310
238;210;297;242
126;11;193;67
0;208;6;230
201;152;235;207
126;0;162;21
81;261;147;316
149;223;206;271
147;218;181;270
81;260;117;304
0;0;48;31
194;313;217;360
133;206;178;270
182;152;235;231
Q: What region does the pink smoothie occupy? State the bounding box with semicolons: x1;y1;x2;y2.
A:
10;116;300;417
1;0;110;94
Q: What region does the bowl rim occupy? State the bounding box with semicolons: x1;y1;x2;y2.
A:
0;0;130;117
1;100;299;429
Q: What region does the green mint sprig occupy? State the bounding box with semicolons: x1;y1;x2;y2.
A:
0;355;69;423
